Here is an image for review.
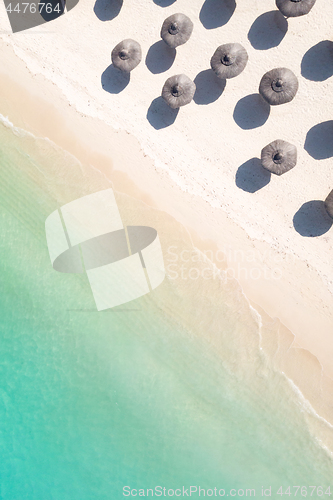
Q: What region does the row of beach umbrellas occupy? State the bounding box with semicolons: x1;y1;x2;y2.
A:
110;1;333;222
112;13;299;106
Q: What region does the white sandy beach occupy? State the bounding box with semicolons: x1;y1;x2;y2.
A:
0;0;333;437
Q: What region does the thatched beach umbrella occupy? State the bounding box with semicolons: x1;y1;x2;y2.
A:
161;13;193;48
162;74;196;109
276;0;316;17
210;43;248;79
324;190;333;219
111;39;142;73
259;68;298;105
261;140;297;175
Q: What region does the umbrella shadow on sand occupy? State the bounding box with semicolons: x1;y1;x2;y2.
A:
236;158;271;193
233;94;270;130
304;121;333;160
301;40;333;82
39;0;65;21
200;0;236;30
147;97;179;129
193;70;226;105
101;65;130;94
293;201;333;237
94;0;123;21
153;0;177;6
146;41;176;74
248;11;288;50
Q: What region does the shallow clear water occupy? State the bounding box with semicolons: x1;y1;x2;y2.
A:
0;120;332;499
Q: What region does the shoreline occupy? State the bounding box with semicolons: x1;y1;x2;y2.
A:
0;40;333;439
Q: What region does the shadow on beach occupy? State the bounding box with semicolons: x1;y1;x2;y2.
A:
146;41;176;74
236;158;271;193
293;201;333;237
301;40;333;82
193;71;226;105
101;65;130;94
248;11;288;50
304;121;333;160
147;97;179;129
94;0;123;21
66;0;79;10
153;0;176;6
38;0;65;21
199;0;236;30
233;94;270;130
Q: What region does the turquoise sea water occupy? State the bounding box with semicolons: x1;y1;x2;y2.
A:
0;120;333;499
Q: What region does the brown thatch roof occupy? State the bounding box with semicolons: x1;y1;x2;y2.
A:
162;74;196;108
210;43;248;79
259;67;299;105
276;0;316;18
324;190;333;219
161;13;193;48
111;39;142;73
261;140;297;175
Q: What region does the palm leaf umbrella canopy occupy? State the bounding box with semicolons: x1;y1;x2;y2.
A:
162;74;196;109
161;13;193;48
259;67;299;105
276;0;316;17
261;140;297;175
324;190;333;219
210;43;248;79
111;39;142;73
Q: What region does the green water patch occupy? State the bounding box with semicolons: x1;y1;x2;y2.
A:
0;122;332;499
